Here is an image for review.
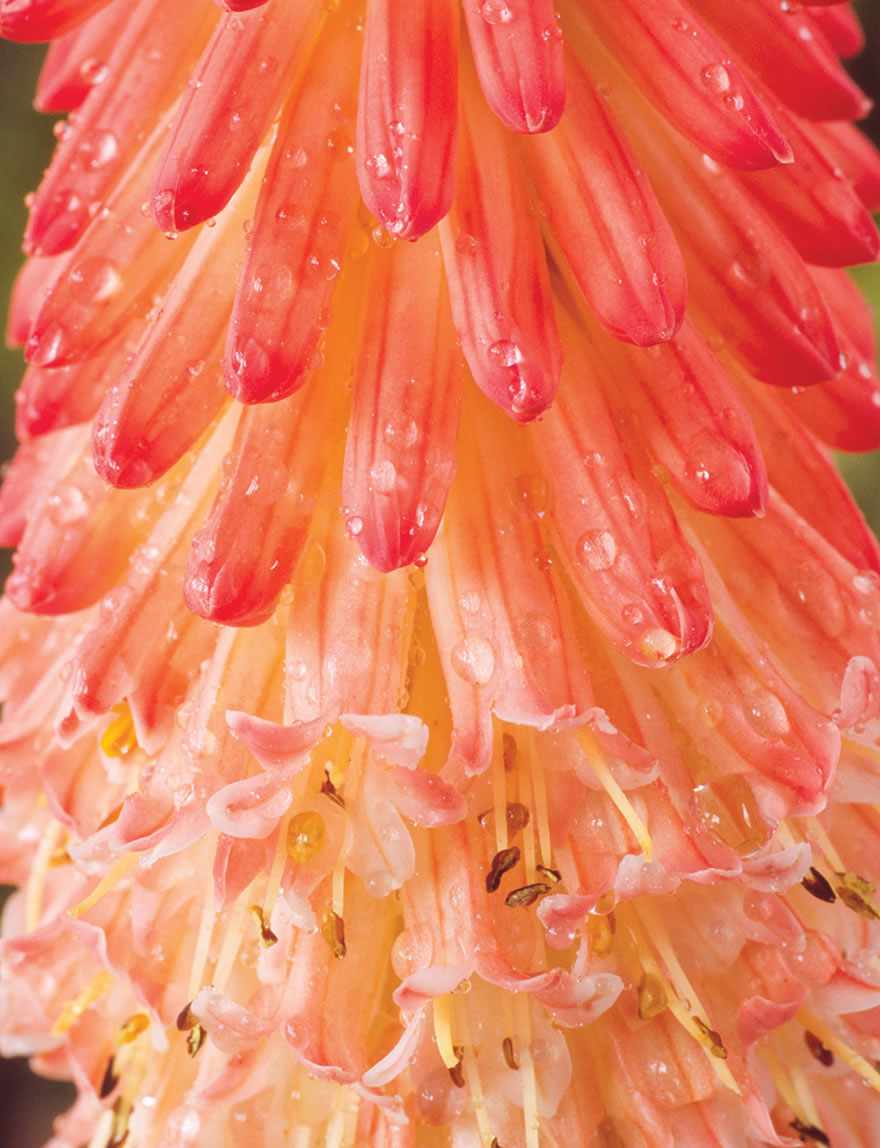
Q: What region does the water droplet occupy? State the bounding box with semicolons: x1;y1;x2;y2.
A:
371;224;395;248
744;689;790;738
46;485;88;526
346;515;364;537
79;57;108;86
365;151;393;180
639;628;678;663
382;412;419;448
577;529;617;571
451;637;496;685
480;0;513;22
454;233;478;257
488;339;523;368
700;63;731;94
512;473;550;518
369;460;397;493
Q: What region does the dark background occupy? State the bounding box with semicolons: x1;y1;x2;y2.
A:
1;6;880;1146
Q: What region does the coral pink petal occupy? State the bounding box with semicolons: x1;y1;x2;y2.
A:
638;119;841;386
808;4;866;59
342;238;461;572
224;13;362;404
462;0;565;134
151;0;323;233
524;57;686;347
34;2;132;112
439;66;561;422
339;714;430;770
5;253;65;349
582;0;792;170
691;0;872;121
533;310;713;666
742;377;880;574
24;0;215;255
0;0;114;42
812;118;880;211
357;0;458;239
4;453;152;615
91;183;257;488
593;315;767;518
26;123;195;369
284;518;410;722
425;400;595;774
739;104;879;267
0;428;83;548
184;378;341;626
15;331;135;440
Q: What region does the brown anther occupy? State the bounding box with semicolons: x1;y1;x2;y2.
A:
175;1002;197;1031
536;864;561;884
587;913;615;958
187;1023;206;1058
114;1013;149;1045
504;882;550;907
99;1057;119;1099
789;1118;830;1145
249;905;279;947
448;1053;466;1089
596;1116;627;1148
801;867;836;903
805;1030;834;1067
321;771;345;808
486;846;521;893
505;802;530;835
694;1017;727;1059
321;910;346;959
502;732;517;772
835;872;880;920
502;1035;519;1070
637;972;668;1020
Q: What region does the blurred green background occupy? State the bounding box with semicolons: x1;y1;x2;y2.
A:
0;8;879;1148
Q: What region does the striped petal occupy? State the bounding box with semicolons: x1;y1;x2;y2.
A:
356;0;458;239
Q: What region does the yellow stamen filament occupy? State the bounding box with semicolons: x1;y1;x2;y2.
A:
798;1009;880;1095
68;852;139;920
114;1013;150;1045
432;994;459;1070
804;817;846;874
324;1087;360;1148
631;910;741;1094
51;970;114;1036
493;727;509;855
576;729;653;862
187;841;219;999
514;991;541;1148
527;731;552;868
331;848;346;921
100;702;139;759
26;820;63;932
262;810;292;924
762;1046;813;1130
843;736;880;766
455;1000;494;1148
212;897;249;991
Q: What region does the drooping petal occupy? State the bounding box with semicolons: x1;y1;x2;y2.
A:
34;2;132;111
439;57;562;422
524;55;686;347
150;0;324;233
577;0;793;171
0;0;115;42
690;0;872;121
24;0;216;255
224;9;363;404
461;0;565;134
342;236;461;572
356;0;458;239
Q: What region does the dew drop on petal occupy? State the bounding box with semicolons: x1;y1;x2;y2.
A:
577;529;618;571
480;0;513;23
450;637;496;685
700;63;731;94
744;689;790;738
488;340;524;368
